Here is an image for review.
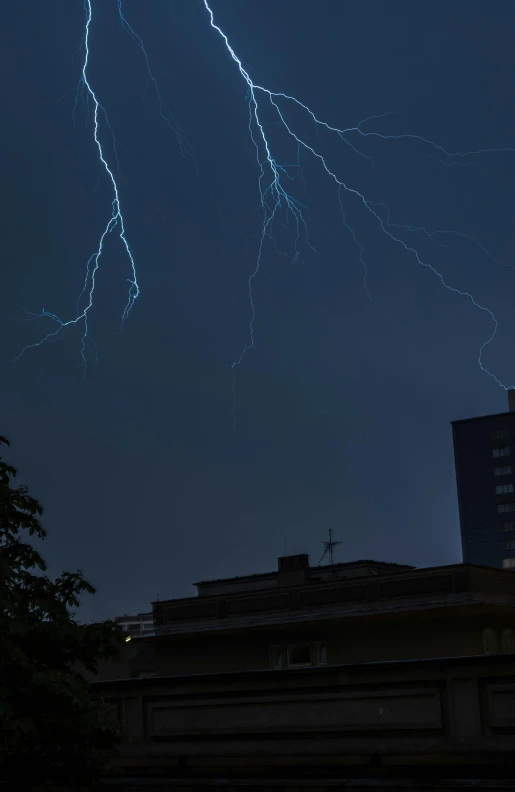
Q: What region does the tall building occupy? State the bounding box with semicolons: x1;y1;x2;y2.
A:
452;389;515;569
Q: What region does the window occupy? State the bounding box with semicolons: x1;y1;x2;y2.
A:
287;644;312;667
501;540;515;550
270;645;284;669
136;672;156;679
491;430;509;440
501;522;515;531
317;642;327;665
494;466;512;476
270;642;327;669
482;627;500;654
496;484;514;494
502;558;515;569
493;447;511;458
498;503;515;513
502;629;515;653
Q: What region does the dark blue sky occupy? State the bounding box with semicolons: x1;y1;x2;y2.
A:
2;0;515;622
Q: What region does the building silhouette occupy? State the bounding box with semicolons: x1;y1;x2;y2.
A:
452;389;515;569
89;552;515;788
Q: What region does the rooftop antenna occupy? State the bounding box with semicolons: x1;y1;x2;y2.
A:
317;528;341;571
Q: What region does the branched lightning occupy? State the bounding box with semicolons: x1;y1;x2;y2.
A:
17;1;515;415
17;0;139;372
116;0;192;159
116;0;222;220
202;0;515;422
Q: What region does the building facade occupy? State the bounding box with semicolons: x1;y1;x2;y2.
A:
90;553;515;789
94;653;515;790
452;389;515;569
89;554;515;682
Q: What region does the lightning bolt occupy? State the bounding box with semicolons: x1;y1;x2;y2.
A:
116;0;192;160
202;0;515;424
116;0;222;220
17;1;515;415
17;0;139;372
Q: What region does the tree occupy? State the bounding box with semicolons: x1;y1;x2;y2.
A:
0;436;126;791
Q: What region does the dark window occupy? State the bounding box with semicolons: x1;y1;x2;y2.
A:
491;430;509;440
498;503;515;513
270;642;326;670
501;522;515;531
270;646;284;669
493;447;511;458
287;644;312;667
502;629;515;653
482;627;500;654
500;539;515;550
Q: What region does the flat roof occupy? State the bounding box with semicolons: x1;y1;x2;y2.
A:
451;409;515;426
192;559;414;588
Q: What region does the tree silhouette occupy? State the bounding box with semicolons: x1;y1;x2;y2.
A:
0;436;125;790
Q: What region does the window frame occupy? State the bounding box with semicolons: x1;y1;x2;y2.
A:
316;641;327;665
269;645;284;670
287;643;313;668
269;641;327;670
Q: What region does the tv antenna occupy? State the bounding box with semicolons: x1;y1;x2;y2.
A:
317;528;341;569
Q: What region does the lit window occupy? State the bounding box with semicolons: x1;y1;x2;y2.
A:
502;558;515;569
494;466;512;476
501;540;515;550
496;484;514;494
498;503;515;513
287;644;312;667
502;629;515;653
270;646;284;669
491;430;509;440
493;447;511;458
501;522;515;531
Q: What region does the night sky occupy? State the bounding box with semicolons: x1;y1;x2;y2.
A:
2;1;515;623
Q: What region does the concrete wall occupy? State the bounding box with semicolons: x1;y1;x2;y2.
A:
93;654;515;787
84;607;515;682
141;610;515;678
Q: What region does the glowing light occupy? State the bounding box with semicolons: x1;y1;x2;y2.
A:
202;0;514;422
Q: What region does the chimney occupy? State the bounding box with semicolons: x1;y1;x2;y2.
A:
277;554;310;587
509;389;515;413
